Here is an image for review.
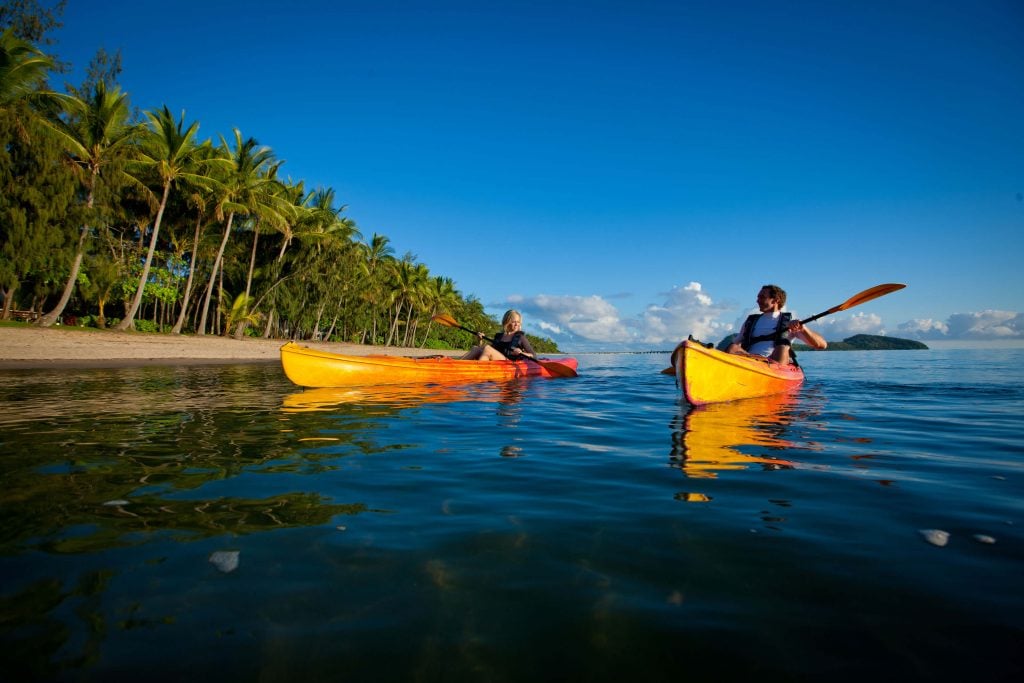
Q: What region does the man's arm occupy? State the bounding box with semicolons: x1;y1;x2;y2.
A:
726;325;747;355
789;321;827;349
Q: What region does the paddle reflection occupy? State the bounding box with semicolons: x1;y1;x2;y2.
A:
670;391;801;479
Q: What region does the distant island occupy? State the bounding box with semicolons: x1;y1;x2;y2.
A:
796;334;928;351
716;333;928;351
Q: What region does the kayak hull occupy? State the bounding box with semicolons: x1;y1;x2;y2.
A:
280;342;578;388
673;339;804;405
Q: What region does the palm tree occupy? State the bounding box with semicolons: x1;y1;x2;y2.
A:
271;179;307;262
0;28;72;126
0;27;55;113
35;80;139;327
195;129;277;336
401;262;431;346
116;105;211;330
356;233;395;344
169;141;221;334
420;276;459;346
306;187;360;242
384;256;429;347
303;198;361;341
249;178;308;337
231;162;288;338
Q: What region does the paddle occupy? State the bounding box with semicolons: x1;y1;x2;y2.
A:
662;283;907;373
431;313;578;378
797;283;906;325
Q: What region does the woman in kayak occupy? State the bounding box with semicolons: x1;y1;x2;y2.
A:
462;309;537;361
727;285;827;365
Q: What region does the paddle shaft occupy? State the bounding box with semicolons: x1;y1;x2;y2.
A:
799;309;839;325
450;321;496;345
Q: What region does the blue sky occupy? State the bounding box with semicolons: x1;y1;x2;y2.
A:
51;0;1023;349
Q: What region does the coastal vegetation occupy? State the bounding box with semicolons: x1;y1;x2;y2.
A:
0;5;558;352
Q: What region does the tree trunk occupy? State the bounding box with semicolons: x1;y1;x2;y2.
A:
1;284;16;320
403;307;415;347
197;212;234;336
385;301;402;347
38;173;100;327
262;308;275;338
171;213;205;334
233;222;260;339
117;182;171;330
217;267;225;336
37;226;87;327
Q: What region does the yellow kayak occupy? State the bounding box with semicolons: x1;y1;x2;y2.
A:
280;342;579;388
665;339;804;405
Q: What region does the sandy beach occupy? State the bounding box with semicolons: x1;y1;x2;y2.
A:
0;325;460;370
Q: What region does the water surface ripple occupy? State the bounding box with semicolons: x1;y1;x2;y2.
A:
1;350;1021;681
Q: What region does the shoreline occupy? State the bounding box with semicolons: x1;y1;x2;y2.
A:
0;325;461;370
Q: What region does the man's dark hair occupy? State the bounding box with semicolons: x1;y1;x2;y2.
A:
761;284;787;308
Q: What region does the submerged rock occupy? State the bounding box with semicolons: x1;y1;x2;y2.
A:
919;529;950;547
972;534;996;545
209;550;240;573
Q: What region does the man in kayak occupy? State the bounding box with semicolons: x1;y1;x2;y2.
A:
727;285;827;364
462;309;538;361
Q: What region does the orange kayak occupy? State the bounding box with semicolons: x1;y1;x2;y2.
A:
280;342;579;388
663;339;803;405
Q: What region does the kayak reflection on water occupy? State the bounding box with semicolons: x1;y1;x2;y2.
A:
281;380;528;412
282;381;530;461
669;391;802;480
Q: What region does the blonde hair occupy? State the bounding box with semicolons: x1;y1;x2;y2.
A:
501;309;522;334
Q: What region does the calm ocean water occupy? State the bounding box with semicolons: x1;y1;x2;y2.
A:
1;349;1021;682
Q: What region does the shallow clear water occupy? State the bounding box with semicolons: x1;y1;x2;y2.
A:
1;350;1022;681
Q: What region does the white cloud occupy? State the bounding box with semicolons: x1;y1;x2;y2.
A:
896;311;1023;340
514;293;633;343
633;282;732;345
946;310;1023;338
501;282;732;349
500;290;1024;350
897;318;950;339
815;312;885;338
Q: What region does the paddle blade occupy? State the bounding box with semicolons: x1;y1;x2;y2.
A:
431;313;460;328
801;283;906;324
538;359;578;378
836;283;906;312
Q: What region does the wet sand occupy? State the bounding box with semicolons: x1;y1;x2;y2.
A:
0;325;460;370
